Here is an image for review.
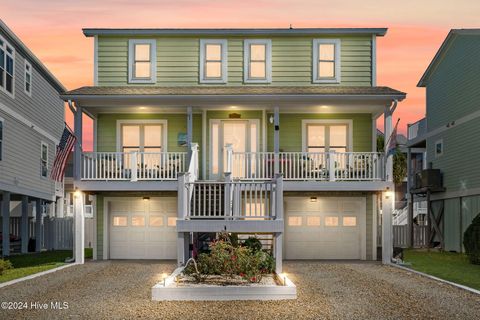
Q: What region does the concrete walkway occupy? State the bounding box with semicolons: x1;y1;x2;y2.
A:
0;260;478;319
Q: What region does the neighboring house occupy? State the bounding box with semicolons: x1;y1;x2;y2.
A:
409;29;480;252
0;20;66;255
61;27;405;268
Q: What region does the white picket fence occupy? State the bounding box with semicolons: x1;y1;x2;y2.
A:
4;217;94;251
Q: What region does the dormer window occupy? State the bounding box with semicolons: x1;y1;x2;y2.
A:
313;39;341;83
200;39;227;83
128;39;156;83
244;39;272;83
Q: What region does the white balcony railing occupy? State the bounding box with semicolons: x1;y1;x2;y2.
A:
81;152;187;181
228;150;384;181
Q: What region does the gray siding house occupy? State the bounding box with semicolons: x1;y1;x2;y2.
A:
0;20;65;256
410;29;480;252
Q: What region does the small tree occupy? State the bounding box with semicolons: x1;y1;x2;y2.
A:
463;213;480;265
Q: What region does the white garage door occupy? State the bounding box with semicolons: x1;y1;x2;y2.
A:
109;198;177;259
285;197;366;260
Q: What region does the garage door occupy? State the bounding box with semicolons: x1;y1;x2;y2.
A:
109;198;177;259
285;197;365;260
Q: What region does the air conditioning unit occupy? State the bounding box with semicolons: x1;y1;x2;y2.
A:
415;169;442;189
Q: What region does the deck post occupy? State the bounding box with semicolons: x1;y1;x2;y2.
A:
21;195;29;253
187;106;193;164
225;144;233;174
74;191;85;263
177;173;187;266
382;102;395;264
273;107;280;175
406;147;413;248
224;172;232;217
274;174;283;274
1;191;11;256
35;198;42;252
73;103;83;181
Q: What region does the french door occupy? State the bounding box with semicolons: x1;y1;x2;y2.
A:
210;119;259;179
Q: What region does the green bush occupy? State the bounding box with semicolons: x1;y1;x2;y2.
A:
464;213;480;265
243;237;263;252
184;235;275;283
0;259;13;275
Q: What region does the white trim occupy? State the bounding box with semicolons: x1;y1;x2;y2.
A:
93;35;98;85
390;263;480;296
371;35;377;86
92;194;97;260
0;101;59;143
115;119;168;152
243;39;272;83
312;39;341;84
128;39;157;84
0;34;16;98
24;59;32;97
0;263;78;289
262;108;266;152
434;139;443;158
372;193;378;261
202;109;207;179
40;141;48;178
199;39;228;84
301;119;353;152
103;197;108;260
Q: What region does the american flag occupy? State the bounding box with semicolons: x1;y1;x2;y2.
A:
386;119;400;157
50;126;77;182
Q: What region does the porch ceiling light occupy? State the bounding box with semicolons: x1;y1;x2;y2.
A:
230;106;237;109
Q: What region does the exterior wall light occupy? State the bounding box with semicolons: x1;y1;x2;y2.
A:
143;197;150;201
310;197;317;202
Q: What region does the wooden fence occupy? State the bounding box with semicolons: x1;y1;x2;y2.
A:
377;225;428;248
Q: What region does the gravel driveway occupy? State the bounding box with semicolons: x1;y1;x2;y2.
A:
0;260;479;319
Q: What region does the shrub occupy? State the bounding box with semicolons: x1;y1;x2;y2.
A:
464;213;480;265
243;237;263;253
0;259;13;275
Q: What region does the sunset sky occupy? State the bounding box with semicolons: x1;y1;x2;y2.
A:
3;0;480;150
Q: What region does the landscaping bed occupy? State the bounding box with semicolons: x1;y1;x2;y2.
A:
403;249;480;290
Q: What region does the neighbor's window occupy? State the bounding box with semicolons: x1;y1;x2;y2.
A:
200;39;227;83
112;216;128;227
24;60;32;96
0;118;3;161
128;39;156;83
244;39;271;83
41;142;48;178
325;216;339;227
313;39;341;83
435;139;443;158
0;36;15;96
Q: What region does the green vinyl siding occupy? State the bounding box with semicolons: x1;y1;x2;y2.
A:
97;35;372;86
267;113;372;152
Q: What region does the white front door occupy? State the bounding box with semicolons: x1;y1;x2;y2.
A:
284;197;366;260
210;119;258;179
109;197;177;259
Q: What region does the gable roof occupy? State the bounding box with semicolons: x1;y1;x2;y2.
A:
83;27;388;37
418;29;480;87
0;19;66;93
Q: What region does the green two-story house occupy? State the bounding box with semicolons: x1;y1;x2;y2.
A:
61;27;405;269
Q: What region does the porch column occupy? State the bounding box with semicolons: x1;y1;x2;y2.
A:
187;106;193;163
74;190;85;264
177;173;187;266
35;198;42;252
73;103;83;181
406;148;413;248
273;107;280;174
21;195;29;253
1;191;11;256
382;103;395;264
274;174;283;274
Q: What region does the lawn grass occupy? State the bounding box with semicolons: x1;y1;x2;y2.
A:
0;250;72;283
404;249;480;291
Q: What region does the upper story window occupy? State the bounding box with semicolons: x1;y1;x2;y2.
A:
0;117;3;161
41;142;48;178
24;60;32;96
0;36;15;96
200;39;227;83
312;39;341;84
244;39;272;83
128;39;156;83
